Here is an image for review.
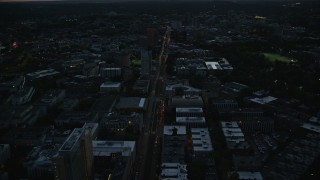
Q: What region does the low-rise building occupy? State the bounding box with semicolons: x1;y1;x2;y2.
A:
176;107;204;117
237;171;263;180
100;67;121;79
63;98;79;111
116;97;147;112
0;105;40;129
133;79;150;95
11;86;35;105
24;145;60;180
55;112;98;126
2;127;47;146
212;99;238;111
168;95;203;110
205;58;233;73
191;128;213;159
101;112;143;133
26;69;60;80
176;58;207;77
0;73;25;92
176;107;206;128
162;126;187;163
238;117;274;133
221;82;248;97
90;95;117;118
160;163;188;180
92;140;136;180
100;81;121;93
221;121;248;150
166;83;202;97
40;89;66;108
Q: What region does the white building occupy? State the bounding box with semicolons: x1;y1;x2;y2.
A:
100;81;121;93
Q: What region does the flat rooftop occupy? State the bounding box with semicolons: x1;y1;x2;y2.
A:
100;81;121;88
92;140;135;157
301;123;320;134
205;62;222;70
116;97;146;109
27;69;60;79
82;123;99;136
176;107;203;113
161;163;188;180
249;96;278;105
221;121;239;128
60;128;84;151
166;83;201;92
191;128;213;152
176;117;206;123
163;126;187;135
238;171;263;180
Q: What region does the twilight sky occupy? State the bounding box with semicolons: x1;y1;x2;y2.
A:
0;0;312;2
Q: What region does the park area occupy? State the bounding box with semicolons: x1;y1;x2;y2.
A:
262;53;296;63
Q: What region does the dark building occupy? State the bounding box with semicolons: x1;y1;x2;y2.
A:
147;28;158;48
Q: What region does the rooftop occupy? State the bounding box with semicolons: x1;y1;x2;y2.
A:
82;123;99;136
176;107;203;113
92;140;135;157
205;61;222;70
301;123;320;134
27;69;60;79
161;163;188;180
166;83;201;92
25;145;59;167
163;126;187;135
100;81;121;88
191;128;213;152
176;117;206;123
221;121;245;143
249;96;278;105
116;97;146;109
60;128;84;151
221;121;239;128
238;171;263;180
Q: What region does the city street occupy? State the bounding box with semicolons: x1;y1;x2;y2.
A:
134;26;171;180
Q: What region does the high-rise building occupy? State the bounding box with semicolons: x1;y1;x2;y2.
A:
24;145;59;180
55;128;93;180
141;50;152;75
147;28;158;48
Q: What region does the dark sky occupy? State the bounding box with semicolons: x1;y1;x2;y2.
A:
0;0;313;2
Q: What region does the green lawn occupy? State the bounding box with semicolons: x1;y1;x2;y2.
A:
132;59;141;66
262;53;295;63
